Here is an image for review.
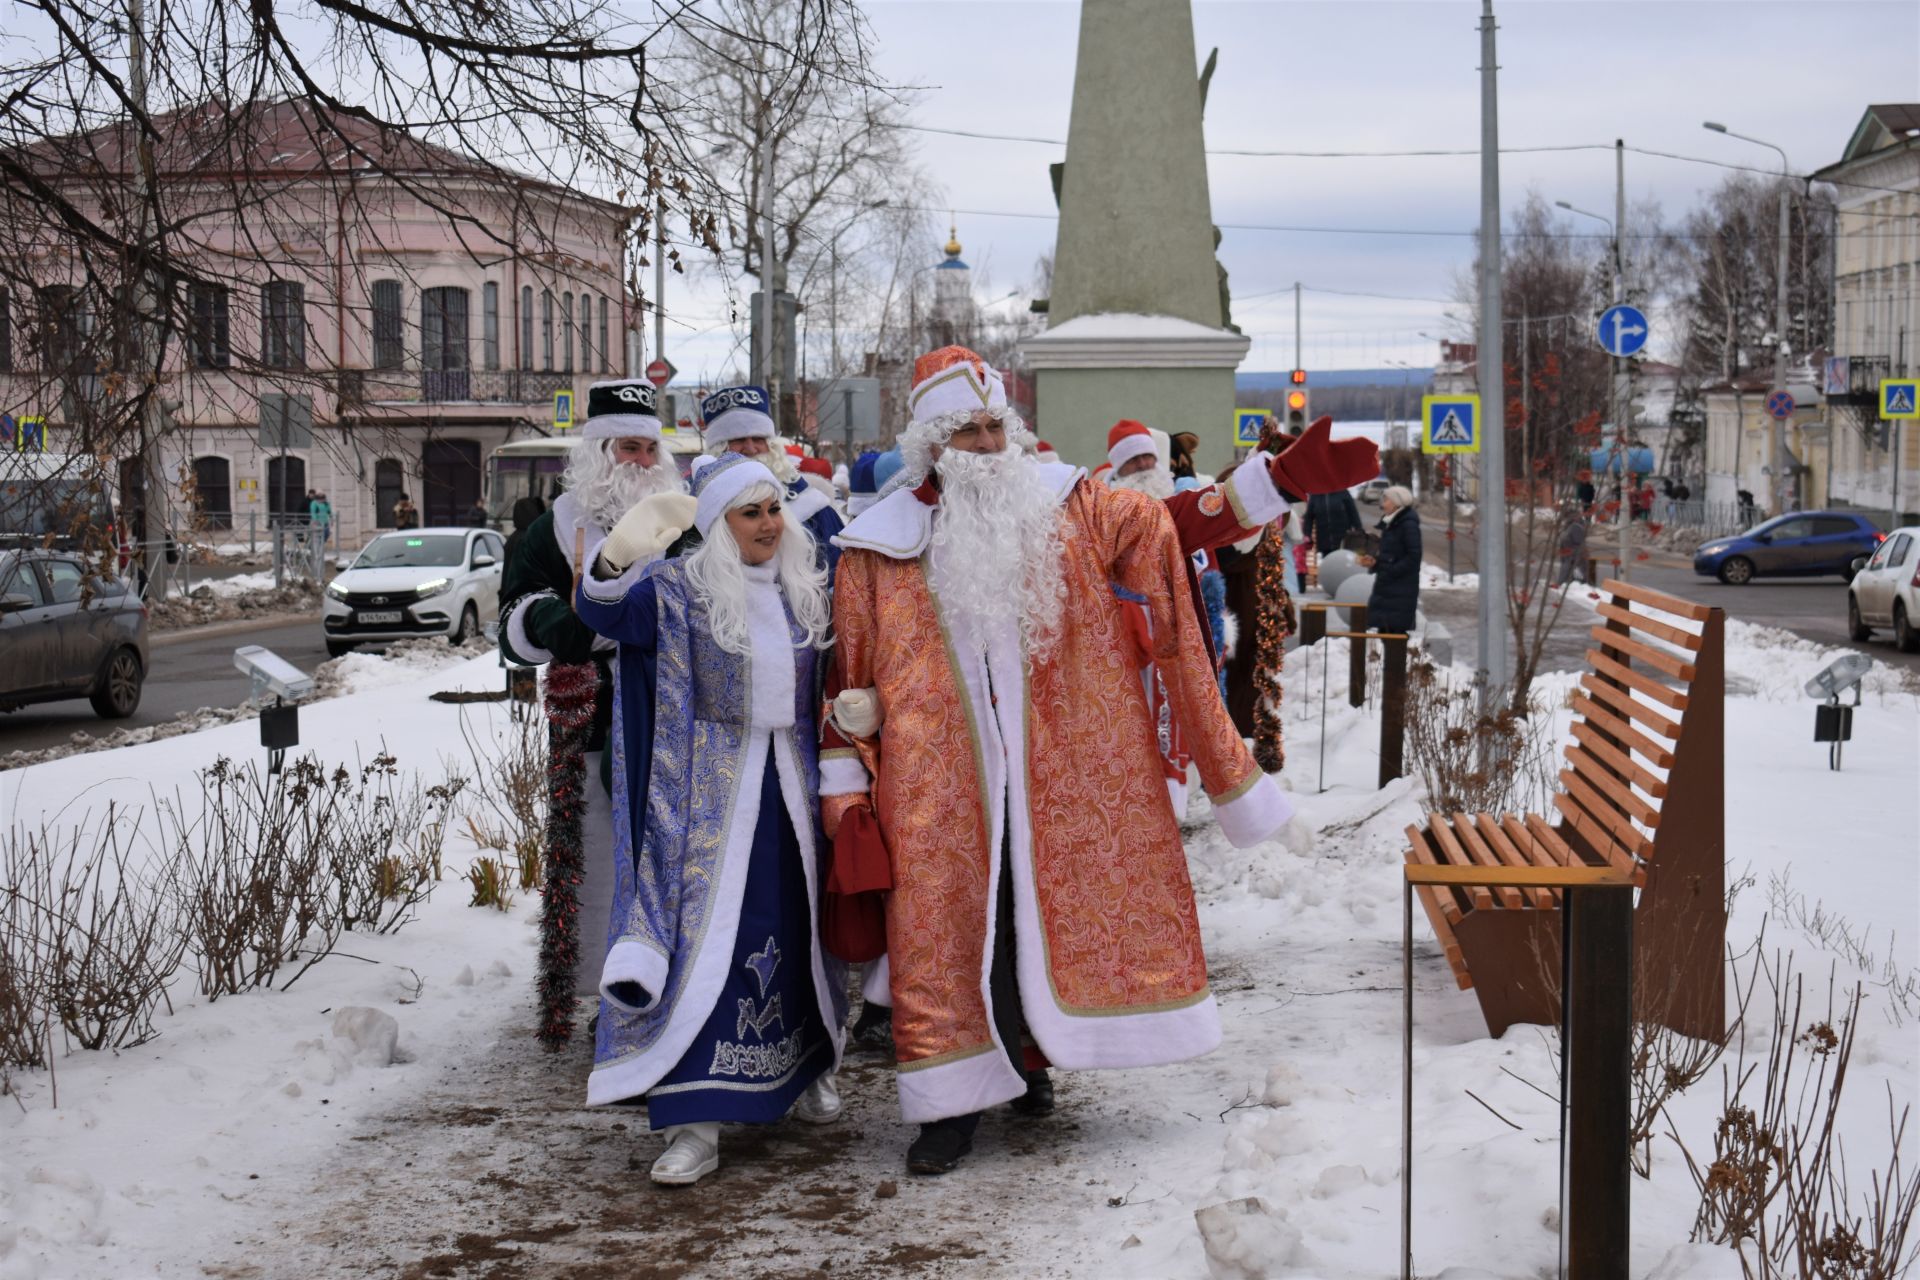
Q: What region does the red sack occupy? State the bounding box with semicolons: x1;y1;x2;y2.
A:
822;804;890;963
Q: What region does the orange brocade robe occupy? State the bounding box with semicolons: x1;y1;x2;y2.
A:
820;461;1292;1124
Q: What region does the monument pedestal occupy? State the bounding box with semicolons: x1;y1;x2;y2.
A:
1023;314;1249;472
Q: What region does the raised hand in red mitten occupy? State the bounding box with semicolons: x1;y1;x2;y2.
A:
1268;415;1380;500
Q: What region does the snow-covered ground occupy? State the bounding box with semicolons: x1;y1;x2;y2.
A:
1;618;1915;1278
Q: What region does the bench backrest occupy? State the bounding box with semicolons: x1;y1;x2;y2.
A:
1559;579;1724;886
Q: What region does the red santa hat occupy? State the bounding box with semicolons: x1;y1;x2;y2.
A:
785;443;806;459
1092;461;1113;484
1107;420;1157;471
797;455;833;481
1034;439;1060;464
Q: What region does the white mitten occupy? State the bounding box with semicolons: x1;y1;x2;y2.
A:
601;492;697;572
831;688;883;738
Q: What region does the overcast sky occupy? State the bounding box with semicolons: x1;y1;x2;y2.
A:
662;0;1920;380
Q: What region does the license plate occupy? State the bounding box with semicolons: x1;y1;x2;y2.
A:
357;610;402;625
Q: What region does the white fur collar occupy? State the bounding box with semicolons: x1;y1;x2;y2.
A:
784;479;832;526
550;491;606;572
743;562;796;731
832;460;1086;561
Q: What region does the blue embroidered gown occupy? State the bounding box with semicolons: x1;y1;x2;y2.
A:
574;555;845;1125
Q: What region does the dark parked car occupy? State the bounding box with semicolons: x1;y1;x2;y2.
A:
1692;511;1885;585
0;549;149;718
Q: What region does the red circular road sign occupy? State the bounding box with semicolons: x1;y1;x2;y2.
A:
645;359;673;388
1766;389;1795;420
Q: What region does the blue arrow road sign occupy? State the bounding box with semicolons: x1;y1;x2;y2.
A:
1596;304;1649;358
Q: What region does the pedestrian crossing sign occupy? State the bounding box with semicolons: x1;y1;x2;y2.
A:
1881;378;1920;420
13;415;45;452
1421;395;1480;454
554;389;575;432
1234;408;1270;447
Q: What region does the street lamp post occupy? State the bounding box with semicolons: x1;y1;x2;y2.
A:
1705;121;1795;517
1557;199;1631;581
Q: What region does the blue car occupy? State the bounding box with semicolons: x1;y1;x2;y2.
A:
1693;511;1885;585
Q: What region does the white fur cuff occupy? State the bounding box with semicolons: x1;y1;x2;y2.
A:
1223;452;1288;528
1210;774;1295;849
581;536;650;602
503;594;556;666
819;752;872;797
600;939;670;1014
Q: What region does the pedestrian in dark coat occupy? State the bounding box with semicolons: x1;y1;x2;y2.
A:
1303;487;1363;555
1360;485;1421;633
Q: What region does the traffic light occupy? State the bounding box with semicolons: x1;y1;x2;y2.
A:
1285;386;1309;432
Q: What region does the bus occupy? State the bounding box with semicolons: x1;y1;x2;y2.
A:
484;432;706;525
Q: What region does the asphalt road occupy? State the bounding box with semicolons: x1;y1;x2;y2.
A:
0;614;334;756
1397;502;1920;679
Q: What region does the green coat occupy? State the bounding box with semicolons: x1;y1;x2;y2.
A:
498;494;615;771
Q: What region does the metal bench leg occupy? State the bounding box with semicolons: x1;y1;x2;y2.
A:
1561;885;1634;1278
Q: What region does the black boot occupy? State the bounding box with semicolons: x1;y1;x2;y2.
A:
1010;1067;1053;1117
849;1001;893;1052
906;1113;979;1176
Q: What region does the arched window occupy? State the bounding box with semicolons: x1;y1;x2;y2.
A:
192;456;232;530
421;286;470;400
598;296;610;373
370;279;403;367
374;458;405;527
578;292;592;371
520;285;533;371
541;289;554;371
561;290;574;372
265;455;306;524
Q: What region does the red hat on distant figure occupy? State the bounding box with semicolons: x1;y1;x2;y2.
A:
1034;439;1060;464
797;455;833;480
1107;420;1156;470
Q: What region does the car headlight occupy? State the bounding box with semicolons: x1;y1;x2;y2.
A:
415;577;452;599
326;580;350;599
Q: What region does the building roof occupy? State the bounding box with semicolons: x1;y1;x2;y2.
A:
1815;104;1920;176
21;97;627;214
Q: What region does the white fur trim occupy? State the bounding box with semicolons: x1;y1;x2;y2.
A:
580;536;652;602
784;483;831;526
1210;775;1295;849
898;1047;1026;1125
700;405;776;444
861;955;891;1008
581;411;662;441
1166;777;1189;817
694;456;781;538
819;753;871;797
502;592;556;666
549;492;605;577
908;359;1007;425
599;939;670;1014
1108;432;1156;471
1222;451;1287;528
744;568;796;732
1220;609;1240;661
846;492;878;518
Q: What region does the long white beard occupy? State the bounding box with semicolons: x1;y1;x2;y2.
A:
930;447;1067;655
1110;463;1176;501
565;445;681;532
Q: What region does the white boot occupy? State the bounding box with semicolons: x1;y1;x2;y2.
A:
791;1072;843;1124
649;1122;721;1186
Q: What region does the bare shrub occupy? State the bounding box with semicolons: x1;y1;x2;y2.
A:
1405;657;1561;816
455;706;546;892
467;858;512;912
1670;947;1920;1276
1770;869;1919;1029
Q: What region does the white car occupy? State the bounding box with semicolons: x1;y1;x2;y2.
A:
1848;524;1920;653
323;527;504;656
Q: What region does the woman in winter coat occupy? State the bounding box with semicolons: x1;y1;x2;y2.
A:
573;453;844;1187
1360;485;1422;633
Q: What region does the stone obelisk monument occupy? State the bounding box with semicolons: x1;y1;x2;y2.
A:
1020;0;1249;473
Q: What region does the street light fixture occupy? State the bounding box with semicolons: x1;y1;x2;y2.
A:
1702;120;1796;516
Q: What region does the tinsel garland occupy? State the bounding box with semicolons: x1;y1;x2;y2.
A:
1251;523;1297;774
536;661;599;1050
1251;419;1299;774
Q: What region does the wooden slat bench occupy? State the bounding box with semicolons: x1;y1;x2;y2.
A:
1403;579;1726;1040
